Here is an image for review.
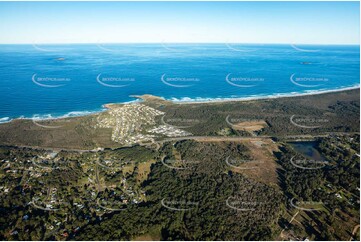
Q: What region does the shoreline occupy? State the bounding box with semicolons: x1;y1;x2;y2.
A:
0;85;359;124
169;85;360;104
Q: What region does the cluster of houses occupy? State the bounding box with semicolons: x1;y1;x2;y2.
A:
95;103;164;144
95;103;192;145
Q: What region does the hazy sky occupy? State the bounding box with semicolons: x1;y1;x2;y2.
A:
0;1;359;44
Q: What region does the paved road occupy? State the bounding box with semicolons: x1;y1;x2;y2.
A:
157;133;342;143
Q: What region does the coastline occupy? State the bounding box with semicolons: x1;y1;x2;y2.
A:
0;85;359;124
169;85;360;104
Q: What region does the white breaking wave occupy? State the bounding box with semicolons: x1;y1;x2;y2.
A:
6;109;106;123
167;85;360;104
61;110;102;118
0;117;11;124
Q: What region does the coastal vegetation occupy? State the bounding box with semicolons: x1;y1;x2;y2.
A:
0;89;359;149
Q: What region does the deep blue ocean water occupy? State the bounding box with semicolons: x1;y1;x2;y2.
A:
0;44;359;123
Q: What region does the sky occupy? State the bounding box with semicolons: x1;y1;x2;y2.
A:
0;1;359;45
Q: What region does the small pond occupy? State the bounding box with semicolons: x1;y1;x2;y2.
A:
288;141;327;161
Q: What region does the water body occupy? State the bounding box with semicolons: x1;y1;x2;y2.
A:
289;141;326;161
0;44;359;122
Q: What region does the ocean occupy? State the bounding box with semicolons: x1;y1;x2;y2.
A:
0;43;359;123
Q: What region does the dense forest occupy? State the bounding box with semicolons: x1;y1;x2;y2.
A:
76;141;283;240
